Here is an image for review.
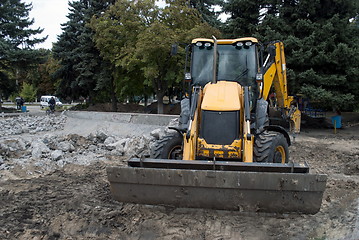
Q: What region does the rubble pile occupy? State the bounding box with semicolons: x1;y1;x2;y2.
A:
0;115;177;173
0;132;147;171
0;115;67;136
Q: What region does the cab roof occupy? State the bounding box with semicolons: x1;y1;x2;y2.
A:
191;37;258;45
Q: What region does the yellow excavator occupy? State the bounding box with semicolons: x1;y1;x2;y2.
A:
107;37;327;213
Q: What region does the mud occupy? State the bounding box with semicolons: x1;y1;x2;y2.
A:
0;115;358;240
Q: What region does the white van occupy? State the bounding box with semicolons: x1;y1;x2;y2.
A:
40;96;63;109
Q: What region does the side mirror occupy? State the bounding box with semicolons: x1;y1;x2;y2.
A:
268;45;276;59
171;44;178;56
184;72;191;82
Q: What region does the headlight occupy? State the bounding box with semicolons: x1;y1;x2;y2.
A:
196;42;203;47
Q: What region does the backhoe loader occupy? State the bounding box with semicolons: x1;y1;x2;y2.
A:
107;37;327;213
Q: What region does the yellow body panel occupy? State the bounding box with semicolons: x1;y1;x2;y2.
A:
183;116;198;160
291;108;301;133
191;38;215;44
201;81;242;111
197;138;242;159
183;81;254;162
183;89;203;160
242;134;254;162
262;42;289;107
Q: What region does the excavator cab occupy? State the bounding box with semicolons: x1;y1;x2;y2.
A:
188;38;260;111
190;38;259;87
107;37;327;214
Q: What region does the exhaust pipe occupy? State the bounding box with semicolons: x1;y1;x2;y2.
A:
212;36;217;84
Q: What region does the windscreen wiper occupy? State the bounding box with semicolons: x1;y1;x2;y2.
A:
234;68;249;81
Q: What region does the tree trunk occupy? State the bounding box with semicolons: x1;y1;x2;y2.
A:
156;90;165;114
110;77;117;112
144;95;148;107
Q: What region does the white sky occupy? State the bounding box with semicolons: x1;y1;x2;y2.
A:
23;0;70;49
23;0;225;50
23;0;167;49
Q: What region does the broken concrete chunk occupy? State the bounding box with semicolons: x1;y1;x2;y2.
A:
51;150;63;161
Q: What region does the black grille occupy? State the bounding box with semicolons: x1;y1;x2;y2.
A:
200;110;239;145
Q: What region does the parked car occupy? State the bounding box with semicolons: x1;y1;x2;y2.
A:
40;96;62;109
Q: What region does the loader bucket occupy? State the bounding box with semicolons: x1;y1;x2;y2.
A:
107;159;327;214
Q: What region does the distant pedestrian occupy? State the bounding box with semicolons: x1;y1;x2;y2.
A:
48;97;56;113
15;96;22;110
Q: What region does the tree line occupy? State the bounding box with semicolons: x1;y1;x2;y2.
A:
1;0;358;113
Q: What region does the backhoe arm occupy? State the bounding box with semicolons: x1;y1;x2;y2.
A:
262;42;301;133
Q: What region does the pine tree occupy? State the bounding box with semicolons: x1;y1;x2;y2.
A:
53;0;116;108
189;0;224;28
224;0;359;110
274;0;359;110
223;0;261;37
0;0;47;98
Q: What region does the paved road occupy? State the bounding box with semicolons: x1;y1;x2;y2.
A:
2;102;79;115
2;103;43;115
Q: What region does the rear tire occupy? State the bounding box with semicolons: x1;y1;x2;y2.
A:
150;133;183;159
254;131;289;163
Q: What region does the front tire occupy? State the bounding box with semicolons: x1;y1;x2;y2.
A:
150;133;183;160
254;131;289;163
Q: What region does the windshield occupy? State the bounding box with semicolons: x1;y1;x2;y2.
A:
191;44;258;87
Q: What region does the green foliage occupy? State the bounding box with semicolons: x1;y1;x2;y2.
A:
26;50;60;97
53;0;115;103
224;0;359;111
301;84;355;110
68;103;89;111
91;0;221;113
0;0;47;97
223;0;261;37
9;93;17;103
188;0;224;28
0;0;46;47
20;82;37;102
0;70;16;98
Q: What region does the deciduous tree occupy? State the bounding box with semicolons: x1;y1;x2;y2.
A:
91;0;220;113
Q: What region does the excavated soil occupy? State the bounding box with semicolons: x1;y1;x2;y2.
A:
0;114;358;240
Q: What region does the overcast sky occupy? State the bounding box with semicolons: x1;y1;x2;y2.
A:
23;0;70;49
23;1;220;50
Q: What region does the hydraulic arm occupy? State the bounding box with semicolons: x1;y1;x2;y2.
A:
262;42;301;133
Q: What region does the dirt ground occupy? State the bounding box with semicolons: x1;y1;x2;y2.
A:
0;113;358;240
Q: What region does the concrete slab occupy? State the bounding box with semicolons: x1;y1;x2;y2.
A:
63;111;178;126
